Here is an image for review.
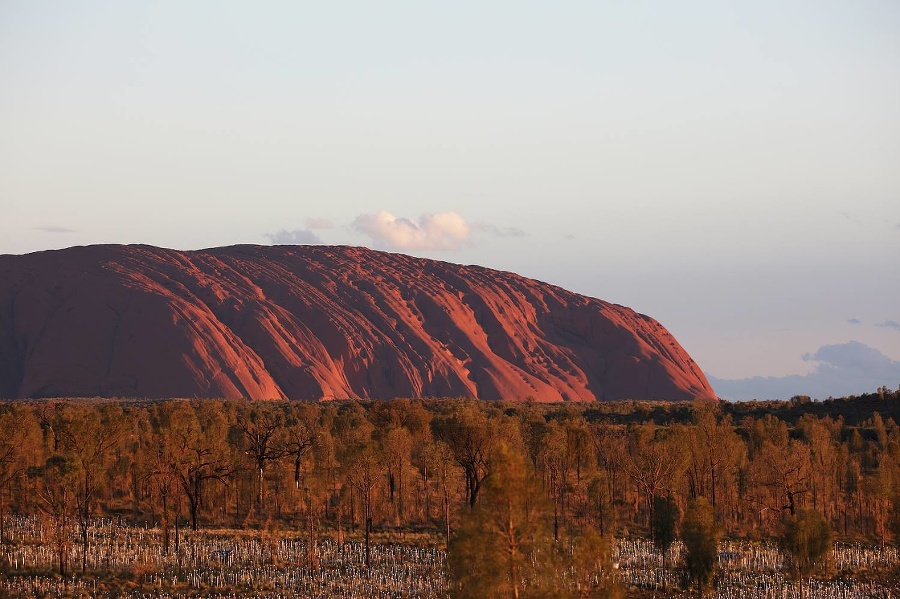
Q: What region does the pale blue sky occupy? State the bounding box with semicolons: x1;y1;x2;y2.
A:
2;1;899;388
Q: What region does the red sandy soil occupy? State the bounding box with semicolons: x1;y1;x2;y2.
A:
0;244;715;402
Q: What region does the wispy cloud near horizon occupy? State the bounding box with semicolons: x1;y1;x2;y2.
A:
708;341;900;400
34;226;76;233
472;222;528;238
306;217;334;230
876;320;900;331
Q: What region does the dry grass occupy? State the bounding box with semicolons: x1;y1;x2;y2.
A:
1;517;898;598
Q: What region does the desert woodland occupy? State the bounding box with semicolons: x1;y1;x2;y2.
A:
1;392;899;597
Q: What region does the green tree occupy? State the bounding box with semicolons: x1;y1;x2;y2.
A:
32;454;80;576
165;402;232;531
681;497;720;597
890;492;900;548
778;508;833;599
448;442;554;599
51;404;127;572
567;527;622;599
652;493;678;575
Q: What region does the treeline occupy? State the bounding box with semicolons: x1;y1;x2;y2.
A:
579;386;900;428
1;395;899;564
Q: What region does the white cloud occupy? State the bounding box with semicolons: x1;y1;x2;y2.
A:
352;211;471;251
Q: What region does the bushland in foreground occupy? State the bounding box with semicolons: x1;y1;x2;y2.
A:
1;392;899;595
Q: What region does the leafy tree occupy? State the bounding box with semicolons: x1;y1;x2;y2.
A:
778;508;833;599
563;415;594;485
433;404;497;508
684;403;745;523
165;402;232;531
0;407;41;553
681;497;720;597
798;415;842;526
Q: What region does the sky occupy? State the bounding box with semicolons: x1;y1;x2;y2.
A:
2;1;899;398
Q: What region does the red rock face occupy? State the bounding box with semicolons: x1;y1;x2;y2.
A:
0;244;716;401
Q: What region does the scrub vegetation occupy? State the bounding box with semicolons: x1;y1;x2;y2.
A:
0;391;899;597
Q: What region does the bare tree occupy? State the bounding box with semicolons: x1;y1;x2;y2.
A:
424;440;456;547
144;444;179;554
624;424;682;535
381;426;412;525
33;454;79;576
281;408;317;491
236;406;286;514
346;445;383;568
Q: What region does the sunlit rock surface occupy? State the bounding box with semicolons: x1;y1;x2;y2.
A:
0;244;715;401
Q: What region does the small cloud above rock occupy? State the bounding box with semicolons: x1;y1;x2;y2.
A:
847;318;862;325
265;229;322;245
352;211;471;251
